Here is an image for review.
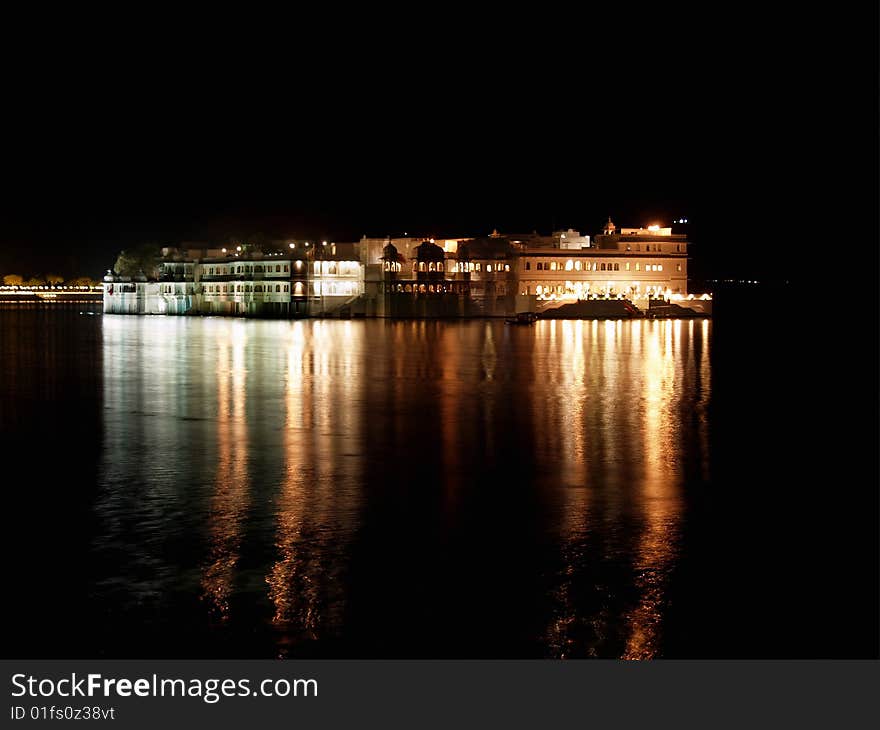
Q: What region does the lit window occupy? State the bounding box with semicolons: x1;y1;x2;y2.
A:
504;264;510;272
486;264;492;273
677;263;682;272
635;263;641;271
658;265;663;272
625;262;630;271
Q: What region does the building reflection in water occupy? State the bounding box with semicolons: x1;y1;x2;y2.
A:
542;319;591;658
534;319;709;659
265;321;364;655
95;316;710;657
201;322;250;621
621;320;683;660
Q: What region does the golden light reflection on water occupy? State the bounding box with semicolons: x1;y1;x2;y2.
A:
201;323;250;621
544;319;591;658
534;319;704;659
97;316;711;657
264;322;364;653
621;320;683;660
266;323;314;632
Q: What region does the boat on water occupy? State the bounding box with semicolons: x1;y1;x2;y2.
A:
505;311;538;325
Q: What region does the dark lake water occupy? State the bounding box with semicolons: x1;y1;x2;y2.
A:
2;303;876;658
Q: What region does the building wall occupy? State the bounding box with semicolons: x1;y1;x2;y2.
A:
517;250;687;300
104;229;698;318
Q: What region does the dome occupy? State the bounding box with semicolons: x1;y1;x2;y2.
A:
415;240;445;261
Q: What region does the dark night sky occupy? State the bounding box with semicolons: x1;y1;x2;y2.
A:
0;9;874;288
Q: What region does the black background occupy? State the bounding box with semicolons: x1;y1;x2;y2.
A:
0;7;874;289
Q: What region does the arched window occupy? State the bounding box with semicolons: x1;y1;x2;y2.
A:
438;262;444;271
275;284;281;292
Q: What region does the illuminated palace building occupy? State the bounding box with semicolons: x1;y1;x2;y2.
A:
103;219;709;317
